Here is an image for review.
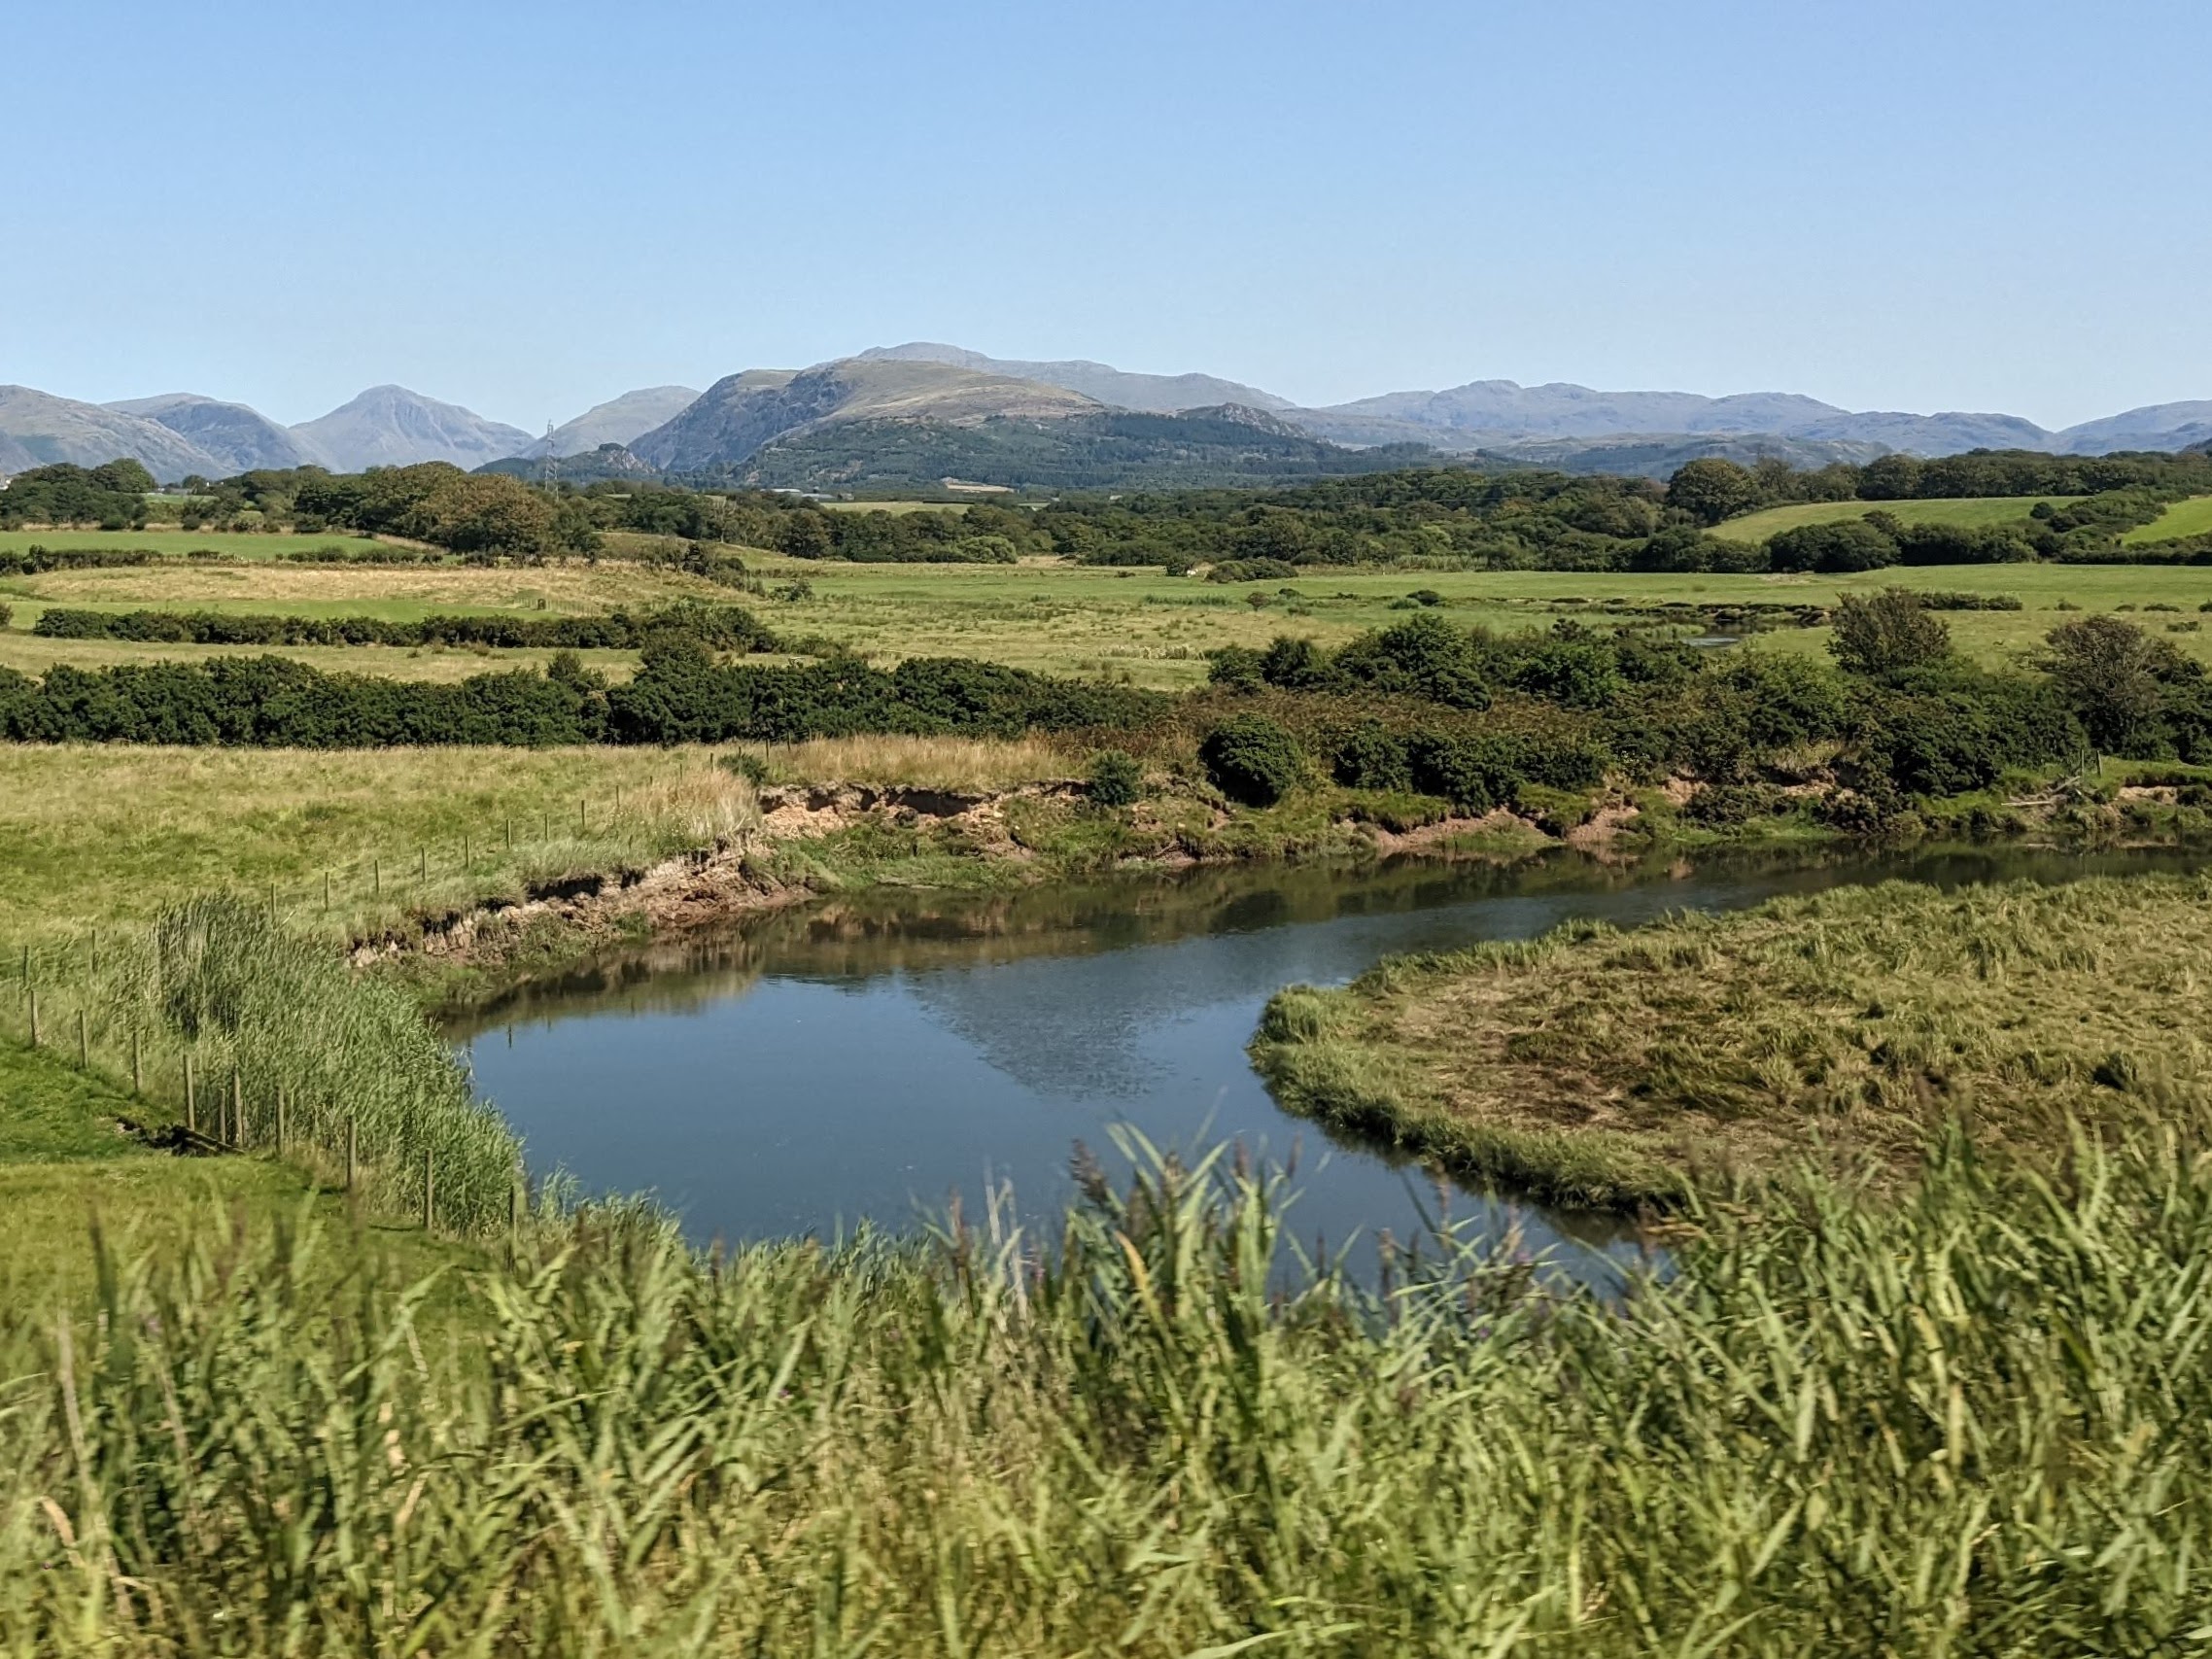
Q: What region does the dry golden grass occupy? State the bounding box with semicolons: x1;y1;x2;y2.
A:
4;561;720;612
0;745;758;944
743;733;1075;792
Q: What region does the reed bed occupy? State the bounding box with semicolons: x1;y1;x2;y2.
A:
737;731;1076;792
2;1129;2209;1653
4;897;520;1232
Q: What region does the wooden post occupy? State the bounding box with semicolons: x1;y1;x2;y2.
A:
373;858;382;899
185;1055;197;1134
275;1085;287;1155
132;1029;143;1095
27;989;39;1048
463;832;471;869
324;871;331;912
77;1009;88;1069
505;816;514;851
422;1149;435;1231
269;882;278;923
578;797;586;836
346;1116;358;1193
230;1068;244;1148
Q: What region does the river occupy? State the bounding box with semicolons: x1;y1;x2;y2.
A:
447;841;2209;1270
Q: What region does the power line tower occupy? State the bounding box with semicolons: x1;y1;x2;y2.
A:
539;422;560;493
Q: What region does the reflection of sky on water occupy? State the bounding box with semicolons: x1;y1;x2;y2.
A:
459;842;2212;1272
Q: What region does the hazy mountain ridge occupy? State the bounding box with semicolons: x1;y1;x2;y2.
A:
4;346;2209;488
520;387;702;459
0;386;229;482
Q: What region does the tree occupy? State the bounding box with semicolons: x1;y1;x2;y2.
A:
2041;615;2186;752
1666;459;1758;526
1767;519;1898;574
1828;589;1953;677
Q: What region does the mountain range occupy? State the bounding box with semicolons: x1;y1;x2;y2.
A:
3;346;2208;489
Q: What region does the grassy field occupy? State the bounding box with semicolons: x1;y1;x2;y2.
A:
12;535;2212;682
0;528;396;559
1253;874;2212;1210
2123;493;2212;544
1711;496;2073;543
0;745;764;947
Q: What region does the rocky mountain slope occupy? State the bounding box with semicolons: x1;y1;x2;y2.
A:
857;342;1296;414
108;393;330;473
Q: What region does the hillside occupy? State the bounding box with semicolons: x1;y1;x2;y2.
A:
293;385;534;472
0;386;227;482
520;386;700;458
729;404;1435;492
2054;401;2212;454
630;359;1099;473
857;342;1296;414
1469;431;1886;478
477;443;659;484
108;393;329;473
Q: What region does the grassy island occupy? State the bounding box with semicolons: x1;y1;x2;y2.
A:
1252;873;2212;1209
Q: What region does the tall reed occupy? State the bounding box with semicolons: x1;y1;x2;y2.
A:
4;1127;2209;1653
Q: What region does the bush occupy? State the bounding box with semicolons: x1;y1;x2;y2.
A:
1331;720;1414;792
1767;519;1899;574
1200;714;1305;806
1205;558;1298;584
1406;731;1525;813
1087;749;1143;808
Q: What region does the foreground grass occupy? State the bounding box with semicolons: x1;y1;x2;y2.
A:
1252;874;2212;1209
4;1125;2210;1652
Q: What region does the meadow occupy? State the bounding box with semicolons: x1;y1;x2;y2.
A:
2124;492;2212;544
1710;496;2078;542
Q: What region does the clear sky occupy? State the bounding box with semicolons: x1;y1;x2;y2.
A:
8;0;2205;432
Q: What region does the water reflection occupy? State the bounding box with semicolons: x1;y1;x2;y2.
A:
451;841;2211;1268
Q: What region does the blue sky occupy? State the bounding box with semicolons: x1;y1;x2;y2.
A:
9;0;2205;431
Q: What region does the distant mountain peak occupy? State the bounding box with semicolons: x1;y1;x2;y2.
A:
292;386;534;472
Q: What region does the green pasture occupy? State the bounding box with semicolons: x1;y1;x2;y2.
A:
1711;496;2074;544
2123;494;2212;545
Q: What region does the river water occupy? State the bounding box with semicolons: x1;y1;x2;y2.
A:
447;842;2208;1270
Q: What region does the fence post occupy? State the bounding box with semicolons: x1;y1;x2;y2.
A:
346;1116;358;1194
269;883;278;924
373;858;382;899
324;871;331;912
417;847;427;882
28;989;39;1048
275;1085;287;1155
185;1055;197;1134
77;1009;88;1069
505;816;514;851
578;797;586;836
230;1068;244;1148
132;1029;143;1095
423;1150;435;1232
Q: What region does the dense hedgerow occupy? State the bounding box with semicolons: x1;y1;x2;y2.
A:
33;600;779;653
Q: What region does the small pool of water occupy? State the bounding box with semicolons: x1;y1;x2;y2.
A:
448;842;2209;1270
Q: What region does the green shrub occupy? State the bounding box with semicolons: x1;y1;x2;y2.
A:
1087;749;1143;807
1200;714;1304;806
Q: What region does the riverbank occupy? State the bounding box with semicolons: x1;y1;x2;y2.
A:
1251;872;2212;1212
